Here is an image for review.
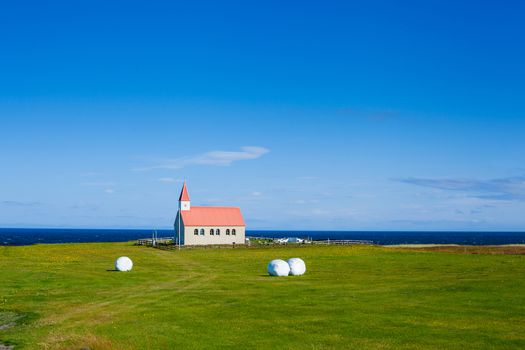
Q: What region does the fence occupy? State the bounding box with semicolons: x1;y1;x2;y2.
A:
136;237;375;249
314;239;374;245
136;237;174;247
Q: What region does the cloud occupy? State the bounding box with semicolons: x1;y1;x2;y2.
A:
293;199;319;204
288;207;358;219
104;189;115;194
135;146;269;171
396;175;525;201
1;200;41;207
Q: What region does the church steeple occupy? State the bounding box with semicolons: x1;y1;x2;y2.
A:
179;182;191;211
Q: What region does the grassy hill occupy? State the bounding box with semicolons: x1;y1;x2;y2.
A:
1;243;524;349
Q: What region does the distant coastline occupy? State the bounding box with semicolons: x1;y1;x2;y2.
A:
1;228;525;246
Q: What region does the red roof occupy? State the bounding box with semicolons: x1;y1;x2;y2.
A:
181;206;245;226
179;182;190;201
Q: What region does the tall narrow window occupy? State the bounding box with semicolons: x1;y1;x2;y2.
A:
232;229;236;235
194;229;198;235
210;229;214;235
216;229;220;235
226;229;230;235
200;229;204;235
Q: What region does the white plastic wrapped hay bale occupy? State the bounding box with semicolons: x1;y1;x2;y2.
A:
115;256;133;271
267;259;290;276
287;258;306;276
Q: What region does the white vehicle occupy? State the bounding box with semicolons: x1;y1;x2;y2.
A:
274;237;308;244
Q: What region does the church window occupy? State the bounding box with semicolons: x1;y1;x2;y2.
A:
226;229;230;235
216;229;220;235
194;229;198;235
210;229;214;235
200;229;205;235
232;229;236;235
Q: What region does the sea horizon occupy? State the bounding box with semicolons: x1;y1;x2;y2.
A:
2;227;525;246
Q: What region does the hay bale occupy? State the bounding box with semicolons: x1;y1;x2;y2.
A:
287;258;306;276
267;259;290;277
115;256;133;271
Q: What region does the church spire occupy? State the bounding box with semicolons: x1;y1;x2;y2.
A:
179;181;190;201
179;182;191;211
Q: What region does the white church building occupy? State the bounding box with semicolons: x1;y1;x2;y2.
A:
174;182;246;246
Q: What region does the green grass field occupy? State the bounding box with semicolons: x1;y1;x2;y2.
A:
1;243;524;349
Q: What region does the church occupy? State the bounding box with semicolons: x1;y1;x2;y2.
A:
174;182;246;246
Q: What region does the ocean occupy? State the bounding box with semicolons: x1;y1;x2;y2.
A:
1;228;525;246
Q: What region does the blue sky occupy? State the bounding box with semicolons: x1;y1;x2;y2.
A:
1;1;524;230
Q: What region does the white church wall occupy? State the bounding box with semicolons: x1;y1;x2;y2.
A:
184;226;245;245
